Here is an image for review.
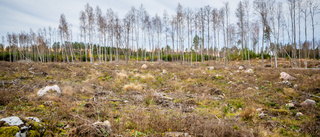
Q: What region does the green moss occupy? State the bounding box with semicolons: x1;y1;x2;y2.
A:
0;126;20;137
27;130;40;137
30;122;41;131
56;128;67;136
233;125;239;130
270;109;289;116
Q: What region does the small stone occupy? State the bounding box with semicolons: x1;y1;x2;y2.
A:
300;99;316;107
239;65;245;70
162;69;167;74
281;81;292;87
231;108;235;112
245;69;254;74
208;66;214;70
296;112;303;117
256;108;263;112
141;64;148;69
259;112;267;118
294;84;298;89
286;103;294;108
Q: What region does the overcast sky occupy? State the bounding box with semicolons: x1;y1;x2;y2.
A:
0;0;319;44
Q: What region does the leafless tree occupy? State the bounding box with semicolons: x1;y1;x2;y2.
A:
308;0;319;68
254;0;270;67
163;10;169;62
205;5;211;62
301;0;309;68
85;3;94;63
236;1;245;65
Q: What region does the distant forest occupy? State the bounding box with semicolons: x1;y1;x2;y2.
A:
0;0;319;68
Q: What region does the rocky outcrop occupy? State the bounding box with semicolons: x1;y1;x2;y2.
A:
0;116;45;137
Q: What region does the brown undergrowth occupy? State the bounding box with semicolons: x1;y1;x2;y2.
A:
0;59;319;136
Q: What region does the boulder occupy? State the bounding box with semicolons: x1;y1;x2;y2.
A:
37;85;61;97
245;69;254;74
141;64;148;69
280;72;296;81
300;99;316;107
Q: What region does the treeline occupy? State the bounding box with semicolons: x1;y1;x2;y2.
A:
1;42;319;62
1;0;319;68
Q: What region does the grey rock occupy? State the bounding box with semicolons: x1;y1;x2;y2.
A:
0;116;24;126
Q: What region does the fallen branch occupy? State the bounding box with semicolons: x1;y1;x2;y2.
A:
70;114;92;124
297;91;320;99
29;71;44;75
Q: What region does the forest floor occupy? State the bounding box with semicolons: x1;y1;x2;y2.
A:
0;58;319;137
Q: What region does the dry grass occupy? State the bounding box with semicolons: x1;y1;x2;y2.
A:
116;72;128;79
240;107;256;121
123;83;143;91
